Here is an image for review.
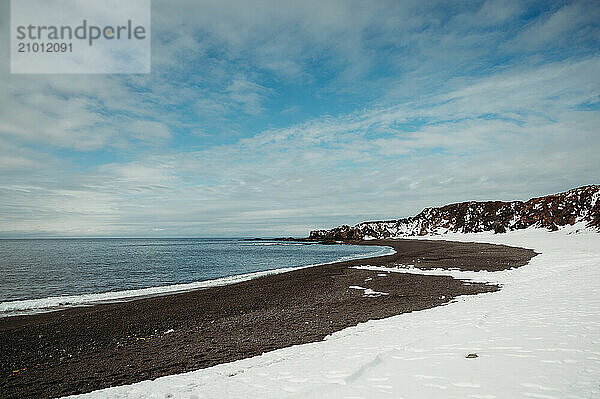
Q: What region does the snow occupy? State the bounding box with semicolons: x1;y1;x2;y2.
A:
64;228;600;399
354;264;492;281
362;288;389;298
350;286;389;298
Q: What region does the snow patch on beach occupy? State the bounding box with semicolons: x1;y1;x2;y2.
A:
349;286;389;298
64;229;600;399
354;264;497;283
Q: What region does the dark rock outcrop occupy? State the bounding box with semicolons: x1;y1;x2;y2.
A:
309;185;600;240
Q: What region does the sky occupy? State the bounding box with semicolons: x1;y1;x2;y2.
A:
0;0;599;238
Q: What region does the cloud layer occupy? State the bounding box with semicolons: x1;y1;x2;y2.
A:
1;0;599;237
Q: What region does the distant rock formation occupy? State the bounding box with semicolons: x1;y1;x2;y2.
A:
309;185;600;240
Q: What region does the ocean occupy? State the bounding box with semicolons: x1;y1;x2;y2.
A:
0;238;392;316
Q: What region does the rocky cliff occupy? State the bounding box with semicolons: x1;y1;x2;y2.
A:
309;185;600;240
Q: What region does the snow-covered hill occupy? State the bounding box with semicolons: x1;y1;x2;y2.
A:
309;185;600;240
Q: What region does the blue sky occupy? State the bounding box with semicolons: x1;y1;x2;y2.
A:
1;0;599;237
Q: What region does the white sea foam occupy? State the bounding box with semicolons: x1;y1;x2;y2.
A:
0;245;395;317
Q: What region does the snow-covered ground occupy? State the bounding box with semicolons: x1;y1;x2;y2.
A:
66;227;600;399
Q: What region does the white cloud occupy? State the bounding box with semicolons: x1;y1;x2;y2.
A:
226;78;269;115
504;1;599;52
0;0;599;237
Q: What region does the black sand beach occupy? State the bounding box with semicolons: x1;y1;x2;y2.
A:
0;239;536;399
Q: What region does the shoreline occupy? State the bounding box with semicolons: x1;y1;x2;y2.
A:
0;243;396;318
0;239;536;399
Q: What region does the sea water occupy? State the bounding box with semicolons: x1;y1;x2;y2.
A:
0;238;391;316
